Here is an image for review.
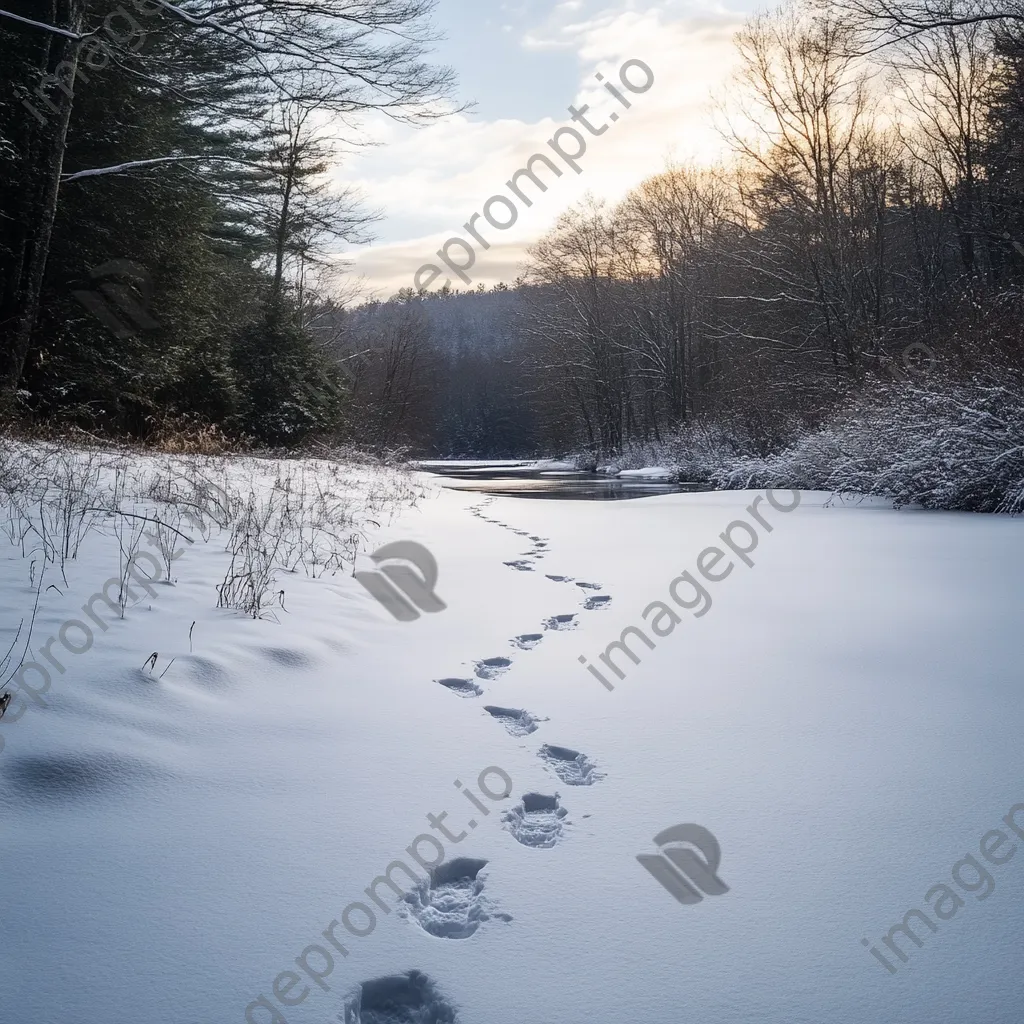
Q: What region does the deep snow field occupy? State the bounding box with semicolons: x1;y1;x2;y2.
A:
1;447;1023;1024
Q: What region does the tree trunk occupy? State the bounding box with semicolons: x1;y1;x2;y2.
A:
0;0;85;410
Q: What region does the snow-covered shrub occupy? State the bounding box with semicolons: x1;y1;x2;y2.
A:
716;366;1024;511
589;415;806;484
598;362;1024;512
0;444;424;683
661;366;1024;512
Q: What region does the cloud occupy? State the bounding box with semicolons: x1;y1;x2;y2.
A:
336;1;746;297
334;235;532;301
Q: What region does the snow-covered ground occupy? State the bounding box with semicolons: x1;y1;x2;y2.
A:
615;466;678;481
2;453;1023;1024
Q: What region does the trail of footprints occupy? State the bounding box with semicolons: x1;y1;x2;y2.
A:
461;497;612;840
353;498;613;1022
442;500;612;826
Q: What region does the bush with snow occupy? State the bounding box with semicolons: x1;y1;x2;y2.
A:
599;364;1024;513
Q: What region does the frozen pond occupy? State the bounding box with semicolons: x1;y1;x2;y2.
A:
413;461;701;500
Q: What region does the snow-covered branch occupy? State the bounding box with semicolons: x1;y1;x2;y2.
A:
61;155;274;182
0;7;95;40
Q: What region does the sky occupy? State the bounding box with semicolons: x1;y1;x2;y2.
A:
332;0;762;300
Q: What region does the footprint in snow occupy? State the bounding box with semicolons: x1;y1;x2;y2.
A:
545;574;574;583
575;581;602;590
503;792;568;848
436;677;482;697
484;705;540;736
401;858;511;939
583;595;612;610
539;744;603;786
342;970;457;1024
475;657;512;680
510;633;543;650
543;613;578;631
504;559;534;571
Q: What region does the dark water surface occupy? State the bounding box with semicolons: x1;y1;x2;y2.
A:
414;464;702;500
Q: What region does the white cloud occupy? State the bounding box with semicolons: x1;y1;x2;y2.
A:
334;235;532;301
335;1;746;298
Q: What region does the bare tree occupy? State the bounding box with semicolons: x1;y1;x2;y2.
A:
826;0;1024;51
719;4;894;371
522;198;630;450
261;91;378;310
615;166;733;424
337;298;434;448
888;17;996;272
